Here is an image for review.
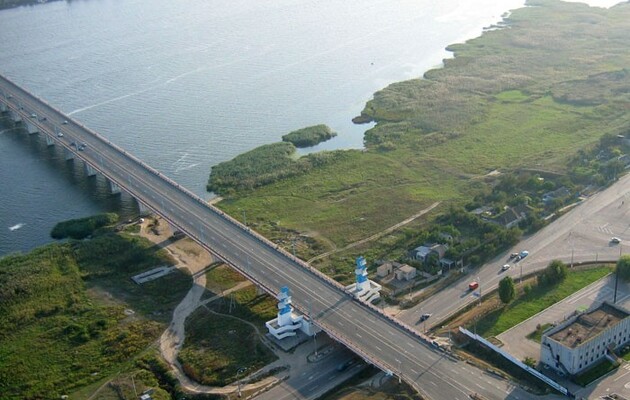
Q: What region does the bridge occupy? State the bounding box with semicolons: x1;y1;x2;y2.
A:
0;74;522;400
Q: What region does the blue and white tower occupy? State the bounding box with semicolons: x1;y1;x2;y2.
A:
345;256;382;303
355;256;369;292
266;286;319;340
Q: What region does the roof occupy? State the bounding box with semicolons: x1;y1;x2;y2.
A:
398;264;416;273
543;187;571;200
547;302;630;349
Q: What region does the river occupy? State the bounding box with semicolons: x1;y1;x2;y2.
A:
0;0;620;256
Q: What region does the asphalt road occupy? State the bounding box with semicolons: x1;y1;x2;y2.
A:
0;75;537;400
399;169;630;331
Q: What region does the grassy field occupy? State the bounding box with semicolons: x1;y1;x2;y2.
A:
0;228;191;400
204;263;247;294
213;0;630;275
474;267;612;338
177;307;276;386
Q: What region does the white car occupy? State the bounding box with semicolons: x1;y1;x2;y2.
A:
57;132;63;137
611;237;621;244
502;264;510;271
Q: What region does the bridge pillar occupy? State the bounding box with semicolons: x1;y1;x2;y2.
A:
64;148;75;160
136;199;150;214
0;102;7;112
9;109;21;122
84;163;97;177
108;180;121;195
25;121;38;134
45;134;55;146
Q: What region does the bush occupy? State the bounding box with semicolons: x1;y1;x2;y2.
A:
51;213;119;239
499;276;516;304
617;255;630;281
281;124;337;147
538;260;568;286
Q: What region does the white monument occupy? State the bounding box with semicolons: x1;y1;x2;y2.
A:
345;256;381;303
266;286;319;340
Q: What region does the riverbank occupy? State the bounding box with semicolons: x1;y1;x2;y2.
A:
212;0;630;276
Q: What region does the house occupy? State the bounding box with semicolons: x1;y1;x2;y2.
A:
439;258;460;270
410;243;448;263
542;187;571;204
395;264;417;281
540;302;630;376
490;204;530;229
376;262;394;278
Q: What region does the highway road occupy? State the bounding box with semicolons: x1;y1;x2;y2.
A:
0;75;537;399
399;170;630;331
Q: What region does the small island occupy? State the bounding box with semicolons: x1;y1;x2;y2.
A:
281;124;337;148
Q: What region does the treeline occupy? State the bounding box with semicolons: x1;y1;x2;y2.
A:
281;124;337;148
51;212;119;240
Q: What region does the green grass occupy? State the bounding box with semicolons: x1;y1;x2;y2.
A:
526;323;555;343
204;264;246;294
573;359;618;386
475;267;612;337
51;213;119;239
204;286;277;329
177;307;276;386
0;227;192;399
213;0;630;261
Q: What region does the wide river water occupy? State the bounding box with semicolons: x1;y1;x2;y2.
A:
0;0;620;256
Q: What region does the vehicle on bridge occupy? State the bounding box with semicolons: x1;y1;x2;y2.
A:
468;281;479;291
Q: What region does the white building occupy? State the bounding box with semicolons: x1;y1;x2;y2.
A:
541;302;630;375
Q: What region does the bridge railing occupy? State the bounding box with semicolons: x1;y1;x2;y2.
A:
1;75;440;395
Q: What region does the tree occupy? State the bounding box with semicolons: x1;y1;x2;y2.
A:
539;259;568;286
617;255;630;281
499;276;516;304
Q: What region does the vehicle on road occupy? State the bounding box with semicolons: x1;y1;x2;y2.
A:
57;132;63;137
611;237;621;244
62;120;68;124
468;281;479;291
420;313;432;322
509;252;518;259
30;113;36;118
519;250;529;258
336;358;356;371
501;264;510;271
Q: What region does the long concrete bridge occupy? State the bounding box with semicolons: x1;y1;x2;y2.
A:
0;74;526;400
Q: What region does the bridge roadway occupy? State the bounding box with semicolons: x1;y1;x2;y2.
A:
0;74;525;400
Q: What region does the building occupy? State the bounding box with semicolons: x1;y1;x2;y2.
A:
410;243;448;263
486;204;530;229
395;264;417;281
542;187;571;204
376;262;393;278
540;302;630;375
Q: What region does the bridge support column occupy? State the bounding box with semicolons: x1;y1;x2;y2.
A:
108;180;121;195
136;199;150;214
9;109;21;122
84;163;97;177
25;121;38;134
64;148;75;160
0;102;7;112
45;134;55;146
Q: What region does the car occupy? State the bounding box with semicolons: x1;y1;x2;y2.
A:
78;145;85;151
611;237;621;244
7;94;12;99
40;116;47;121
420;313;432;322
501;264;510;271
514;255;522;262
468;281;479;291
62;120;68;125
30;113;37;118
57;132;63;137
519;250;529;258
509;252;519;259
70;141;76;146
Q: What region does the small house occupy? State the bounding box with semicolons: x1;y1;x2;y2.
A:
395;264;417;281
376;262;394;278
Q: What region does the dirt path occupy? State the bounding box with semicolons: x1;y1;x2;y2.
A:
139;217;282;396
308;201;441;263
